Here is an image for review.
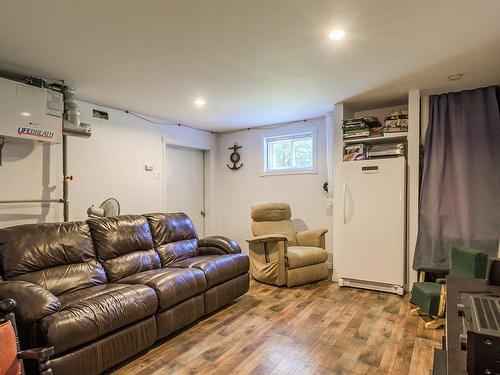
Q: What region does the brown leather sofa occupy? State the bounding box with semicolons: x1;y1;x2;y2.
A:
0;213;249;375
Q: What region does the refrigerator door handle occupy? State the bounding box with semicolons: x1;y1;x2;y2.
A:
343;181;347;224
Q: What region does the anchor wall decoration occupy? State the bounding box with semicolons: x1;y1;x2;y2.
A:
227;143;243;170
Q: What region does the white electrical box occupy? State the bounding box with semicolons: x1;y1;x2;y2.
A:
0;77;63;144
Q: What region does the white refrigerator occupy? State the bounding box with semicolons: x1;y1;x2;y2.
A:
337;157;406;295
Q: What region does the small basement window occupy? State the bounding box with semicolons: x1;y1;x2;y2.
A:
262;131;317;175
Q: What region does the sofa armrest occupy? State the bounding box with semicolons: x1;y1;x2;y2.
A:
246;234;288;244
0;281;60;324
296;228;328;248
198;235;241;255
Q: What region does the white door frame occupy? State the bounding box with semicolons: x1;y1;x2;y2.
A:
161;137;213;236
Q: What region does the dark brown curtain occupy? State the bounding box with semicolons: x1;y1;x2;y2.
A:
413;86;500;270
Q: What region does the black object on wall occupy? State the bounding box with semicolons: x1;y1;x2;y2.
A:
227;143;243;170
323;181;328;193
487;258;500;286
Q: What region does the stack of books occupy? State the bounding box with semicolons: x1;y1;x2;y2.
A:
342;117;382;139
384;111;408;133
344;143;367;161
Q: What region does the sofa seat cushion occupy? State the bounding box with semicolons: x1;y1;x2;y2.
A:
40;284;157;356
286;246;328;269
119;268;206;311
171;254;249;289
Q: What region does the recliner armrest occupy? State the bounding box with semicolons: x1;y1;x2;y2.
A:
0;281;60;324
198;235;241;255
296;228;328;248
246;234;288;244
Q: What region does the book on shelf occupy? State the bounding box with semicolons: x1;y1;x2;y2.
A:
343;129;370;139
384;112;408;133
343;116;383;139
344;144;367;161
342;116;381;129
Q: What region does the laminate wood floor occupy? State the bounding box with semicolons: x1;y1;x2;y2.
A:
111;278;443;375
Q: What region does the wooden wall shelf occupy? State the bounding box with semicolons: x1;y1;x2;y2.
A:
343;132;407;145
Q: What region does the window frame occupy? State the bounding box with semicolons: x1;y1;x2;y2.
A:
261;127;318;176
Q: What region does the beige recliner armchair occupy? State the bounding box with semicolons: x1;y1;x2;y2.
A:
247;202;329;287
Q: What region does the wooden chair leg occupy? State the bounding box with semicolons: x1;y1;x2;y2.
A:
424;284;447;330
425;317;445;330
437;285;447;317
418;271;426;282
411;307;421;316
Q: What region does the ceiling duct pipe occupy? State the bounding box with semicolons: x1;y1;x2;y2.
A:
63;86;91;137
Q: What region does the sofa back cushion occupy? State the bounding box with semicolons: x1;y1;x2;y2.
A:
145;213;199;267
88;215;160;281
0;222;106;296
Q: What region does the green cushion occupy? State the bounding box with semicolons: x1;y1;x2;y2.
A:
449;246;488;279
410;282;442;316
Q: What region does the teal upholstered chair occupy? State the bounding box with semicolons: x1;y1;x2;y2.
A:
410;245;488;329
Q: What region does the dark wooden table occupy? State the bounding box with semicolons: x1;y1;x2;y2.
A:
436;277;500;374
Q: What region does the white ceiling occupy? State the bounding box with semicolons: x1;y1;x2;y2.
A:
1;0;499;131
346;38;500;111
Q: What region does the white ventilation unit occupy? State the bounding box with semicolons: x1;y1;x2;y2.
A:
0;76;63;144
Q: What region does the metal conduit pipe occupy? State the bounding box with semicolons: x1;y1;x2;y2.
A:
0;199;63;204
62;134;69;221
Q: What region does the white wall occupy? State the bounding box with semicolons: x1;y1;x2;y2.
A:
215;117;333;264
0;101;217;231
0;102;331;266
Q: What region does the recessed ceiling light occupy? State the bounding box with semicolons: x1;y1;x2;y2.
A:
447;73;464;81
194;98;206;108
21;112;31;117
329;29;345;40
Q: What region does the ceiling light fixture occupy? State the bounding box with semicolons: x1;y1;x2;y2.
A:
194;98;206;108
448;73;464;81
329;29;345;40
21;112;31;117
